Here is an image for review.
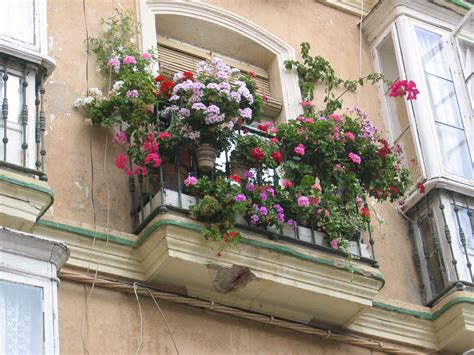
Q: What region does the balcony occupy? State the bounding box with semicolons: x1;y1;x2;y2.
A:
113;122;384;327
0;55;53;231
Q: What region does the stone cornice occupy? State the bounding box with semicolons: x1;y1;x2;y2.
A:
0;226;69;270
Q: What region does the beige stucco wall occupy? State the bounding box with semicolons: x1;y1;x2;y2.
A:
59;280;387;354
45;3;423;339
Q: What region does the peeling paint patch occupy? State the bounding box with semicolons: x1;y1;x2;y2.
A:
50;114;56;123
48;36;54;50
207;264;256;293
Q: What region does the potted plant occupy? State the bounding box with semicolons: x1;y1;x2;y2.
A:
162;58;263;171
231;129;282;175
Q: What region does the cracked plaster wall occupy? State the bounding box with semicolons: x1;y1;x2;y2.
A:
45;2;423;335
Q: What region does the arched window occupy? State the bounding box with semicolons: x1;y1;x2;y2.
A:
138;0;302;123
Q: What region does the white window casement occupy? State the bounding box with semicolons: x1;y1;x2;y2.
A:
365;0;473;303
0;228;69;354
0;0;54;172
138;0;302;124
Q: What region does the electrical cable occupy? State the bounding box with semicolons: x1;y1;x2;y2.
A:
143;286;180;355
61;270;425;354
133;282;144;354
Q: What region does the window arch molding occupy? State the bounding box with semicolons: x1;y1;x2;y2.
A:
138;0;302;122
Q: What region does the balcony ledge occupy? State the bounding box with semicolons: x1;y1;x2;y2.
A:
136;214;384;326
34;216;474;352
0;168;54;231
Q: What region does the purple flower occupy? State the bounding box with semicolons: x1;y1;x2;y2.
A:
123;55;137;65
246;183;255;192
125;90;139;98
250;214;259;225
235;194;247;202
260;192;268;201
330;239;339;250
348;152;361;165
259;206;268;216
107;57;120;72
287;219;297;229
267;188;275;197
294;144;305;156
244;171;255;179
297;196;310;207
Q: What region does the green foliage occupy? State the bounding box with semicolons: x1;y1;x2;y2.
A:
284;42;389;115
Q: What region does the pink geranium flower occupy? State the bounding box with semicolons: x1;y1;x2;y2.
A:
294;144;305;156
123;55;137;65
348;152;361;165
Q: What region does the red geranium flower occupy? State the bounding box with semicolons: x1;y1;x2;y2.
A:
271;151;283;164
160;80;175;97
417;182;426;193
155;74;168;83
183;71;194;81
361;207;371;219
389;186;399;195
229;174;241;183
229;231;238;238
250;147;265;162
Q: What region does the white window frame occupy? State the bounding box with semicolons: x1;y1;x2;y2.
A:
138;0;302;123
0;0;48;56
0;229;69;355
404;17;473;183
371;23;427;182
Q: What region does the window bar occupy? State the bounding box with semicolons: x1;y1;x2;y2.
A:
2;61;8;161
176;146;183;209
224;149;230;176
365;203;378;267
39;80;46;179
157;108;167;214
138;172;145;223
128;157;137;227
310;220;316;244
465;195;473;249
408;221;426;303
426;193;448;287
21;67;29;167
437;190;460;281
35;86;41;171
354;200;362;256
417;206;437;296
452;194;473;282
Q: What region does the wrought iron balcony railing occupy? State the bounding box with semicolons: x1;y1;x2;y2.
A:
127;111;379;268
0;54;48;181
408;188;474;304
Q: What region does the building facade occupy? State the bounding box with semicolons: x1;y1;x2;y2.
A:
0;0;473;353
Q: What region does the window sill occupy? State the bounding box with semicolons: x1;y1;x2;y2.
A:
0;167;54;231
0;40;56;74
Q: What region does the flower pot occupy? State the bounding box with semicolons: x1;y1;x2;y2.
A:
230;158;249;177
195;144;219;172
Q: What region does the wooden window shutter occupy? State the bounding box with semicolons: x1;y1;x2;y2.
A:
157;39;283;120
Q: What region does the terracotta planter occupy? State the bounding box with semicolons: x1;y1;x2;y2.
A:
230;158;249;177
195;144;219;172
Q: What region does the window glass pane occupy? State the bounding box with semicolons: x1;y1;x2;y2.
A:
426;74;464;128
0;0;35;45
435;123;473;178
415;27;451;79
452;205;474;249
0;280;43;354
